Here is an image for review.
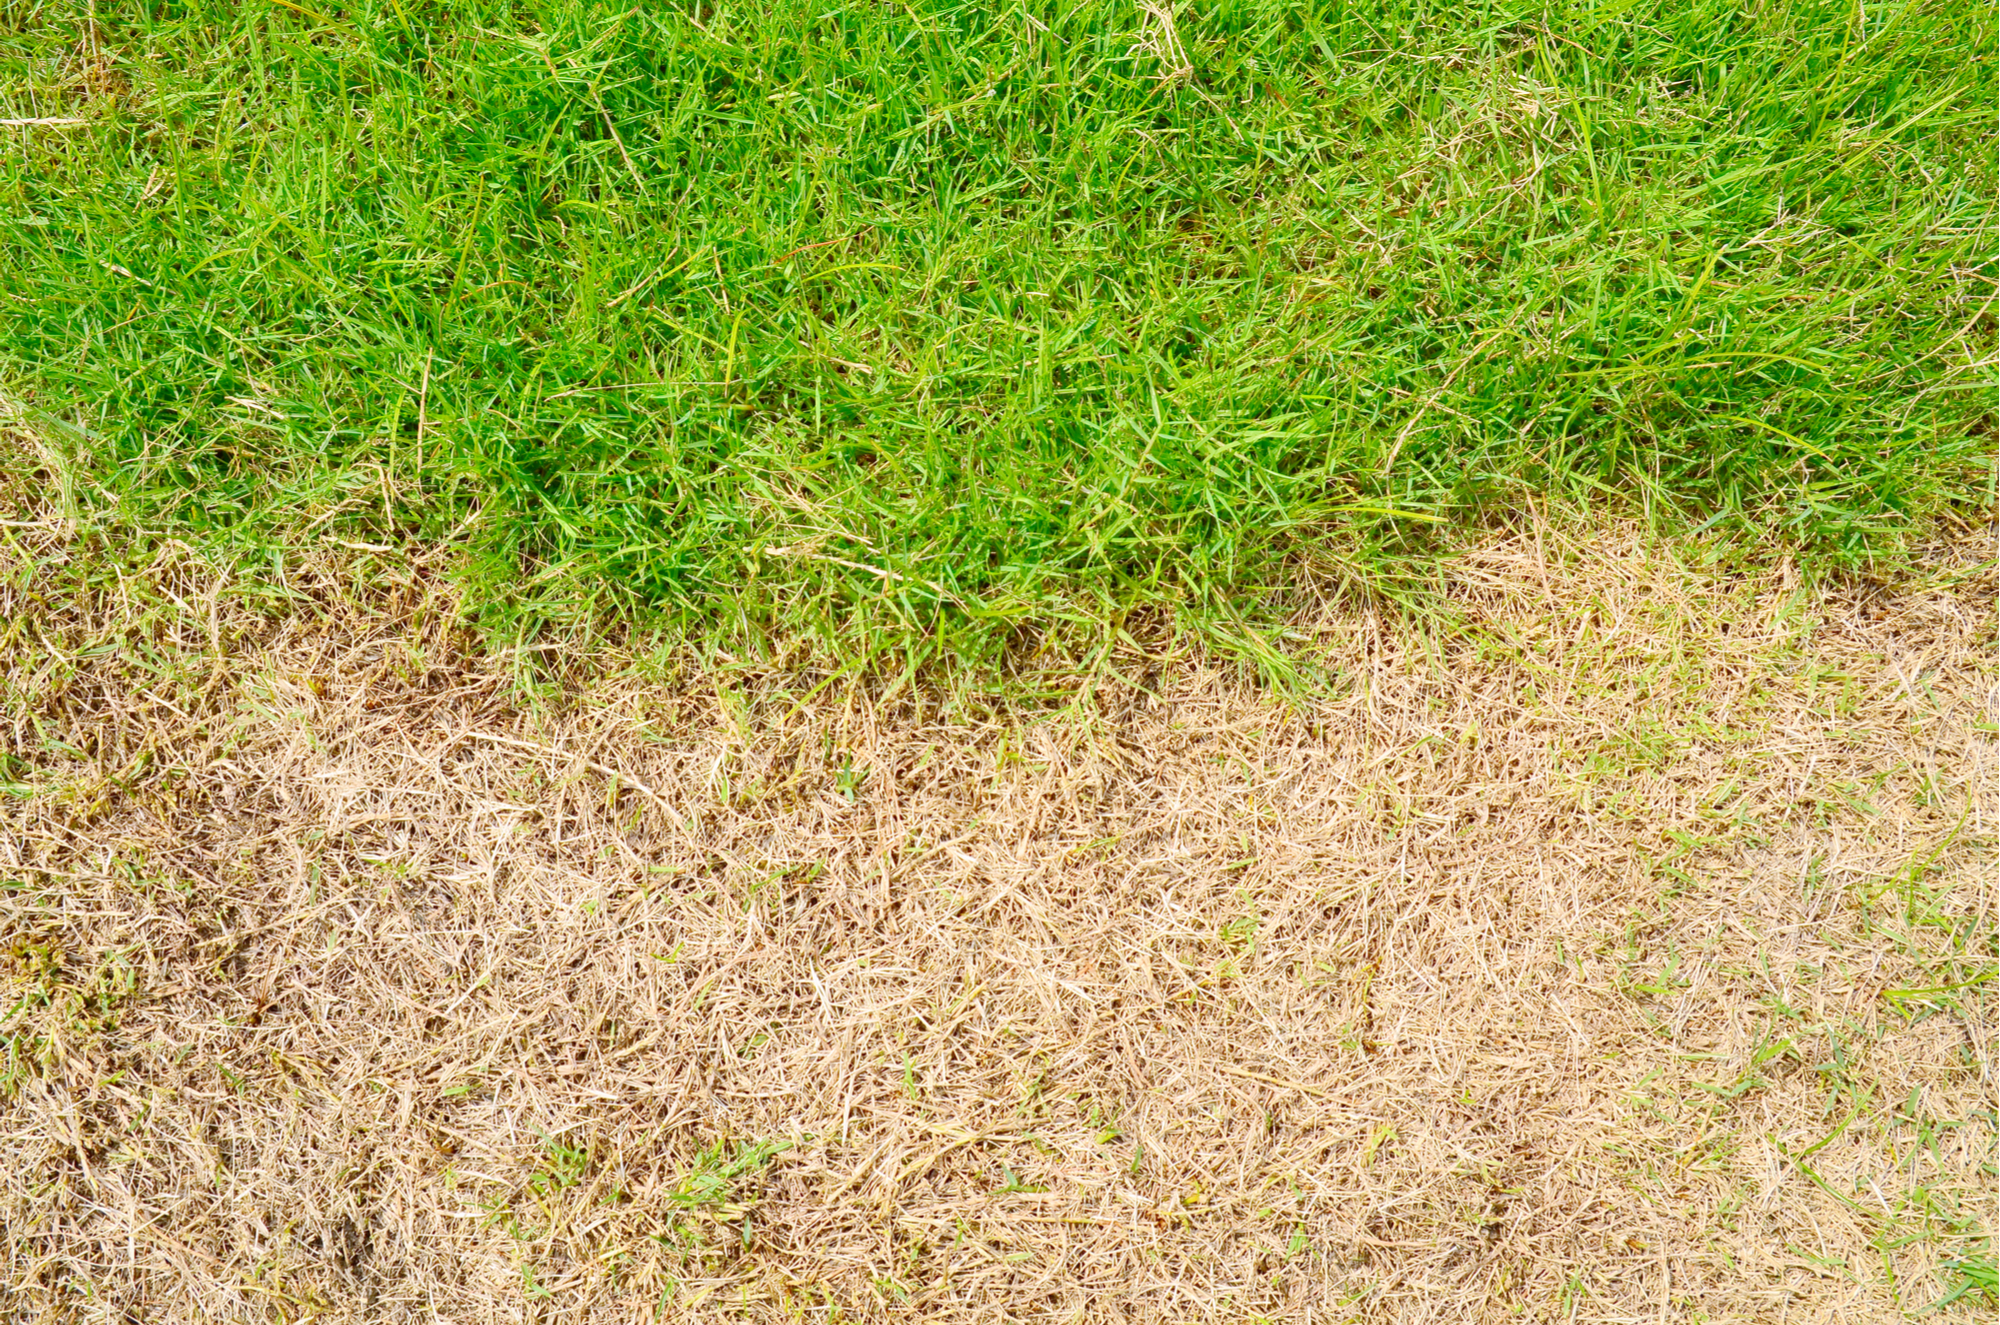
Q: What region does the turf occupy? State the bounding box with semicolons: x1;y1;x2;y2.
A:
2;509;1993;1322
1;0;1993;670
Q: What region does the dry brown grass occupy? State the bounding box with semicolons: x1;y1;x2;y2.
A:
0;506;1993;1323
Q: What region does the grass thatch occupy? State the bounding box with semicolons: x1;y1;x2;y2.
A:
2;500;1992;1321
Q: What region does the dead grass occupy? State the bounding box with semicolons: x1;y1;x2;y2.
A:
0;502;1993;1322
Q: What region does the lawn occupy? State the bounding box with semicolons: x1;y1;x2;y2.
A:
2;0;1993;671
0;5;1995;1321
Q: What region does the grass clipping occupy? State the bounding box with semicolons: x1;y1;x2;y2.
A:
1;522;1993;1322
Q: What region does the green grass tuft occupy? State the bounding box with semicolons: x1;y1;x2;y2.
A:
2;0;1993;672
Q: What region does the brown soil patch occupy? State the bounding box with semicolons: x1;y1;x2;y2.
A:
1;517;1993;1323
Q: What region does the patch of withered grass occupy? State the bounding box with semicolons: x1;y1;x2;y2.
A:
0;501;1992;1322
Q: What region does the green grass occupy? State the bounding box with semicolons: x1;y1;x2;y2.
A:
1;0;1993;672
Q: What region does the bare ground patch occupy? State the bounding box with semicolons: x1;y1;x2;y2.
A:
1;518;1993;1323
